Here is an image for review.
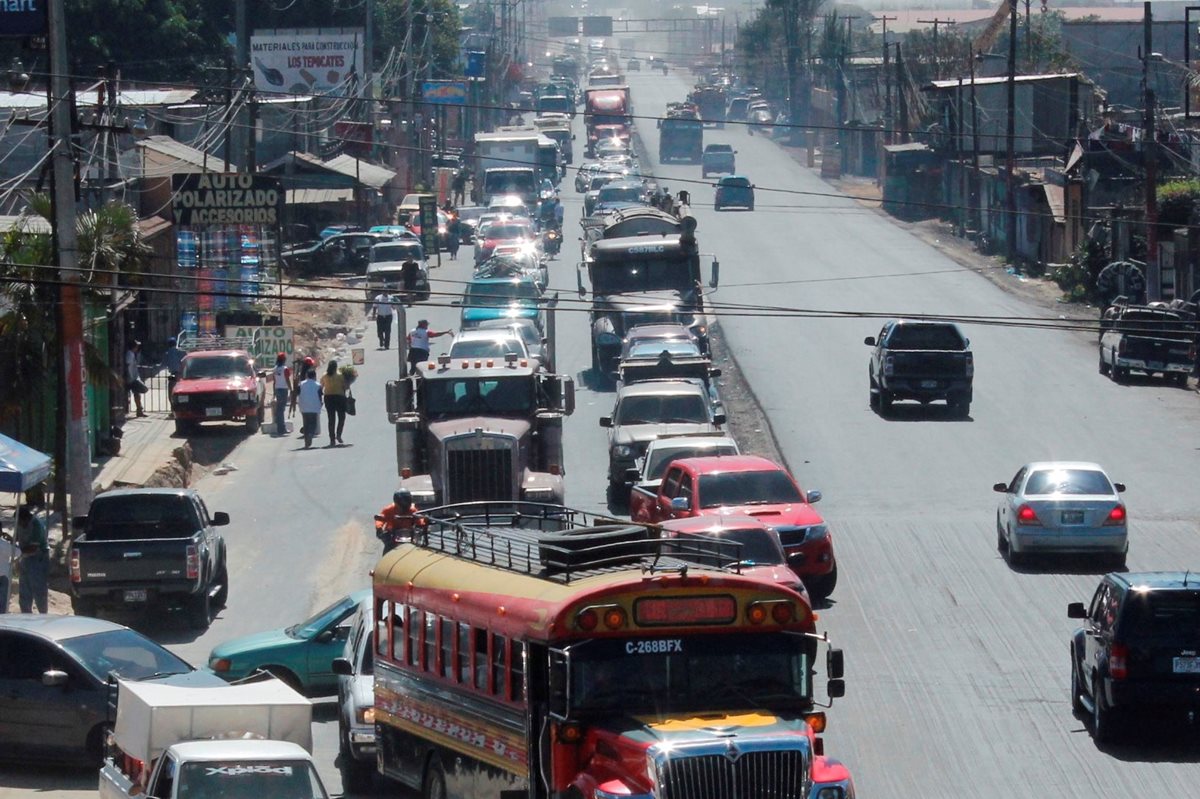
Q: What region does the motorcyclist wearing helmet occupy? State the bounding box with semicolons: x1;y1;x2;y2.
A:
375;489;419;553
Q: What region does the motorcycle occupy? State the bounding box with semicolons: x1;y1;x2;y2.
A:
543;228;562;257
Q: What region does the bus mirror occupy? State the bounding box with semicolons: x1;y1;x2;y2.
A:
827;648;844;679
561;376;575;416
709;258;719;288
827;678;846;699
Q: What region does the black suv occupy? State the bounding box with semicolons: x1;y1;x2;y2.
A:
1068;572;1200;743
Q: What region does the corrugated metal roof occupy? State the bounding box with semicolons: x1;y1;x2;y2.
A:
0;215;52;234
322;154;397;188
1042;183;1065;223
286;188;355;204
137;136;230;172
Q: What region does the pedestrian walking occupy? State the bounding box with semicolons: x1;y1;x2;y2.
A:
320;360;348;447
370;292;395;348
288;354;309;417
407;319;453;375
297;368;322;449
162;337;186;396
452;170;467;206
401;257;421;303
446;216;461;261
125;340;146;417
271;353;292;436
16;503;49;614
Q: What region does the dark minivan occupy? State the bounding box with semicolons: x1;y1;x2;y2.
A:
1069;572;1200;743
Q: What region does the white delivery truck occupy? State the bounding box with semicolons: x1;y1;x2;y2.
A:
98;678;326;799
473;129;559;202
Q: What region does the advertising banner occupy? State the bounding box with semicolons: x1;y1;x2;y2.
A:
0;0;47;37
465;51;486;79
229;326;296;369
422;81;467;106
250;29;365;94
172;173;283;227
418;196;439;255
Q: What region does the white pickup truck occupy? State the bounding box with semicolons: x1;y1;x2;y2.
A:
98;678;327;799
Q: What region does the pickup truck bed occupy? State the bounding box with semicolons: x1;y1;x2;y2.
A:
1099;306;1195;385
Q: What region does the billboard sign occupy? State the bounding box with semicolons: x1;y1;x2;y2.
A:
250;29;365;94
228;326;296;369
171;174;283;227
0;0;47;37
465;51;486;78
422;81;467;106
581;16;613;37
418;196;438;255
547;17;578;37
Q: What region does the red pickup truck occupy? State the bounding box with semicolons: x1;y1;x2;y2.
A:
171;349;267;436
629;455;838;599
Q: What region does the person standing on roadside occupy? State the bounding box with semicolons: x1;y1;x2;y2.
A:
370;291;395;349
407;319;453;375
162;337;186;395
297;368;322;449
446;215;461;261
271;353;291;436
320;360;348;447
452;170;467;206
16;503;49;614
125;340;146;417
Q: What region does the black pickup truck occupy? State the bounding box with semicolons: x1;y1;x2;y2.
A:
1098;303;1195;385
68;489;229;629
866;319;974;417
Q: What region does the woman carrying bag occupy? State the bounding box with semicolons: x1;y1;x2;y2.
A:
320;360;348;447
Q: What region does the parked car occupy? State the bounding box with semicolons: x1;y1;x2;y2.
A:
0;614;223;763
1068;572;1200;743
170;349;267;436
865;319;974;417
283;231;398;275
714;175;754;210
332;599;377;791
1098;302;1195;385
69;488;230;629
207;590;370;695
994;461;1127;568
701;143;736;177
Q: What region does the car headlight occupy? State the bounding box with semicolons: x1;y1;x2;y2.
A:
815;787;846;799
806;525;828;540
356;706;375;725
175;394;189;403
614;445;634;458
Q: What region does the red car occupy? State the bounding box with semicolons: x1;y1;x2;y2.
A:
630;455;838;599
170;349;267;436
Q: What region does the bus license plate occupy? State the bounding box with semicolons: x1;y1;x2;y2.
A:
206;407;223;417
1061;511;1084;524
1173;657;1200;674
124;589;147;603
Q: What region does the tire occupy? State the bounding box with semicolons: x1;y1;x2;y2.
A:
341;728;375;793
1092;675;1121;744
174;419;196;436
1098;351;1110;376
1173;372;1189;387
1070;651;1086;716
748;202;755;211
996;516;1008;553
1110;352;1126;383
1109;551;1127;571
186;588;211;630
213;559;229;608
423;759;448;799
246;406;261;433
952;399;971;419
71;596;98;617
1008;544;1026;568
85;723;113;765
878;391;893;414
713;203;721;211
805;564;838;601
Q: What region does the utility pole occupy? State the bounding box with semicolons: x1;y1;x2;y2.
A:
879;15;896;142
958;75;966;232
364;0;374;120
235;0;249;171
1024;0;1032;64
895;43;909;143
970;49;981;235
917;18;956;80
1143;0;1158;296
1005;0;1017;261
48;0;94;515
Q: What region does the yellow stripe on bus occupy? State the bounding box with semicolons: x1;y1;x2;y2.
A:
640;710;781;732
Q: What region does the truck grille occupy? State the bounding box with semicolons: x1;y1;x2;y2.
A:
658;750;807;799
446;442;514;503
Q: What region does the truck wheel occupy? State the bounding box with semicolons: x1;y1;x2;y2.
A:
868;373;879;409
1070;651;1086;715
1173;372;1189;387
71;596;97;617
805;564;838;601
423;759;448;799
1092;675;1121;744
951;398;971;419
341;729;375;792
245;406;261;433
174;419;196;436
213;560;229;608
186;589;211;630
878;391;893;414
1098;351;1110;375
1110;352;1126;383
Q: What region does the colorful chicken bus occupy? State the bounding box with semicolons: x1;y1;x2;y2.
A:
371;503;853;799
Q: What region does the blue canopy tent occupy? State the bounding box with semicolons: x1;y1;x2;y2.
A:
0;433;52;493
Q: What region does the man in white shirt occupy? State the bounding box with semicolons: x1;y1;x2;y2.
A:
271;352;292;436
125;340;145;417
371;292;395;349
407;319;453;375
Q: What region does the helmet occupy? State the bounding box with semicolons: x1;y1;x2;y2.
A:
303;356;315;366
394;489;413;507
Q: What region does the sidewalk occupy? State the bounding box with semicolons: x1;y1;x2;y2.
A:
92;409;190;493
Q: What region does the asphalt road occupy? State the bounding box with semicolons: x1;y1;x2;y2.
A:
6;69;1200;799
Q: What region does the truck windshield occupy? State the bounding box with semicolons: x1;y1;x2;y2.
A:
181;356;255;380
698;470;803;508
591;256;696;295
178;759;327;799
424;376;535;417
88;494;197;540
484;172;534;195
570;633;812;715
60;628;192;681
884;324;966;350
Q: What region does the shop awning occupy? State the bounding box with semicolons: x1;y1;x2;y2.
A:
0;433;52;492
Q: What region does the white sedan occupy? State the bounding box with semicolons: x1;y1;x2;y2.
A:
993;461;1127;568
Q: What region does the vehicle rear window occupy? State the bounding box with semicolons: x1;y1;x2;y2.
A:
1124;592;1200;638
486;225;531;240
616;394;708;425
646;445;737;480
721;178;750;188
884;324;966;350
60;628;192;681
1023;469;1113;496
698;470;803;508
88;495;198;540
451;339;524;358
372;244;422;262
181;355;255;380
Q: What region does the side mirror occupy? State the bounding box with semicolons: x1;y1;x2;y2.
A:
599;416;612;428
315;629;335;644
863;336;876;346
71;515;88;532
624;467;641;483
827;648;845;679
827;678;846;699
806;489;822;504
561;376;576;416
992;483;1009;493
1114;482;1126;493
211;512;230;526
713;412;727;425
41;669;68;687
669;496;689;512
572;134;577;140
708;368;722;378
332;657;354;677
1067;602;1087;619
709;258;719;288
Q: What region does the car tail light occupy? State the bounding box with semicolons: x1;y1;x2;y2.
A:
965;352;974;378
1016;505;1041;526
1109;642;1129;680
883;355;894;377
1104;505;1127;525
186;544;200;579
69;548;81;583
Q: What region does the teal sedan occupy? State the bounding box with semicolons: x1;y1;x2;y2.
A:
207;590;370;696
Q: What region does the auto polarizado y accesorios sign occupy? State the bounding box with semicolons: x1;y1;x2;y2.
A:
172;174;283;226
0;0;47;38
230;326;295;369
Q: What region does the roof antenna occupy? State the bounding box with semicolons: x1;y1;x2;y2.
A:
1185;570;1192;587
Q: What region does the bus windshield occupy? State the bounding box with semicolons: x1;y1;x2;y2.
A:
590;256;696;295
569;633;812;715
